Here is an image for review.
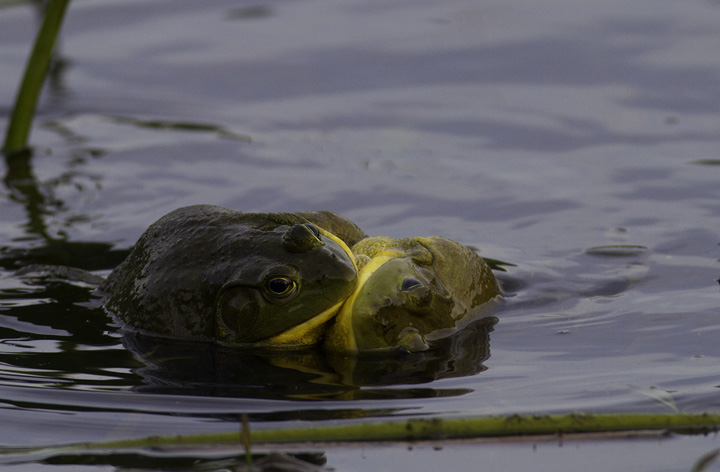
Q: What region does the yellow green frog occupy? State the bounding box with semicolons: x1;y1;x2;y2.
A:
324;236;501;352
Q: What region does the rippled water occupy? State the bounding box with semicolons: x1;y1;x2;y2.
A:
2;0;720;470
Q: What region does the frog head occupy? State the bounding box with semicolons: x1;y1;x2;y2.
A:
216;222;358;346
101;205;358;346
324;236;500;352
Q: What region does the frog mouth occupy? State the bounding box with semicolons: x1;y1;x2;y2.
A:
257;299;346;348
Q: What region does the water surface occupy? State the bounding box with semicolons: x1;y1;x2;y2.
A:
1;0;720;469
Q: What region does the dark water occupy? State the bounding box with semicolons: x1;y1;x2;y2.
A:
2;0;720;470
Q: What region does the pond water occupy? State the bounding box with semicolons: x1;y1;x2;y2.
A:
1;0;720;470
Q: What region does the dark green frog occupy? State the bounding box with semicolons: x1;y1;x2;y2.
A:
99;205;365;346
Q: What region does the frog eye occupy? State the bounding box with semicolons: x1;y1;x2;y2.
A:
304;224;321;239
400;277;423;292
265;276;298;299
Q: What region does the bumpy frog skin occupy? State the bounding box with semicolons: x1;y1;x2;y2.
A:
99;205;360;346
324;236;500;352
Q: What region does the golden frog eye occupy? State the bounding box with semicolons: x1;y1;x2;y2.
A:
265;276;298;299
400;277;423;291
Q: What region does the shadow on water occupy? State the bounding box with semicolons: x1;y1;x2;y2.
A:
0;147;140;389
3;449;332;472
123;316;496;401
0;273;142;390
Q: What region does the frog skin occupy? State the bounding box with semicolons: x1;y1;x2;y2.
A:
324;236;500;352
99;205;360;346
294;210;367;247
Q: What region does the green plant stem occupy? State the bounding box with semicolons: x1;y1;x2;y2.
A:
2;412;717;457
91;412;720;447
3;0;70;156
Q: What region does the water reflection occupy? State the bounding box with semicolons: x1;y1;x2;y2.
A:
1;448;330;472
0;274;141;390
226;5;274;21
3;148;58;240
0;240;129;272
123;316;496;401
2;129;126;270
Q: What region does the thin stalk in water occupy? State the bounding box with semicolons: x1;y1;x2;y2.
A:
1;412;719;458
3;0;71;156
